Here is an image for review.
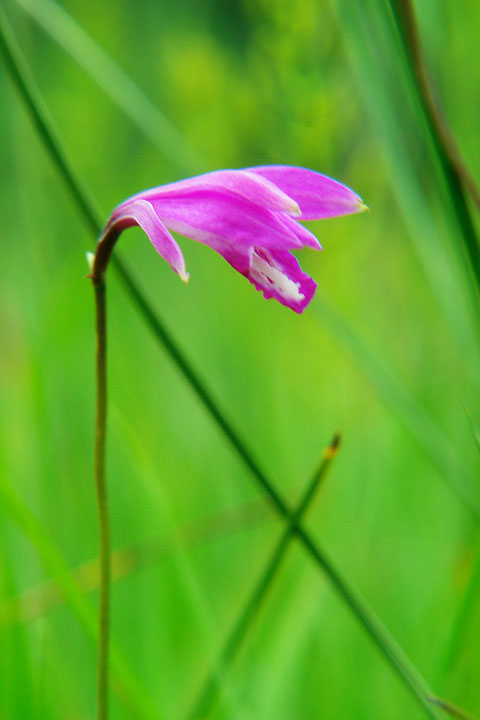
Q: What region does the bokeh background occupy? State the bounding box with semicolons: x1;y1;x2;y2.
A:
1;1;480;718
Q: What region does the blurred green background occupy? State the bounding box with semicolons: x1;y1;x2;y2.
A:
1;0;480;718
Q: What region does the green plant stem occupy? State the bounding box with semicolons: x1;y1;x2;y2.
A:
93;280;110;720
0;13;442;717
387;0;480;296
187;435;340;720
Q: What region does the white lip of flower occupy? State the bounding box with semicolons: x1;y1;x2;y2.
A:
249;250;304;303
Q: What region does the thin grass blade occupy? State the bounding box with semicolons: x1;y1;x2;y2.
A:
387;0;480;293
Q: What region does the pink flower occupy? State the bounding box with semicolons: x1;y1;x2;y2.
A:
100;166;366;312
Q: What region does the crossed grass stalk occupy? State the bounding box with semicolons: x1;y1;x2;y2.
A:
1;7;470;720
184;435;341;720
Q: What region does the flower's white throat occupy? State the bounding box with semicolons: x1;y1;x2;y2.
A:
249;250;304;303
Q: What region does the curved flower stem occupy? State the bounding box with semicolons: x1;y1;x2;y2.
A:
93;278;111;720
89;228;136;719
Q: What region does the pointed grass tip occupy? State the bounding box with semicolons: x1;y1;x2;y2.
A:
323;432;341;459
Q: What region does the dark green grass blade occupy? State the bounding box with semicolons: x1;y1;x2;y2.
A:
297;535;439;718
185;435;340;720
0;4;101;236
387;0;480;296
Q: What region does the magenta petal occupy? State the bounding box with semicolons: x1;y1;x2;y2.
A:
247;247;317;312
248;165;366;220
99;164;365;311
215;242;316;312
276;213;323;250
149;192;303;251
131;169;300;215
108;199;188;280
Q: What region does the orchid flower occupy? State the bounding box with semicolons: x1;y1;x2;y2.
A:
97;166;367;312
90;165;366;717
